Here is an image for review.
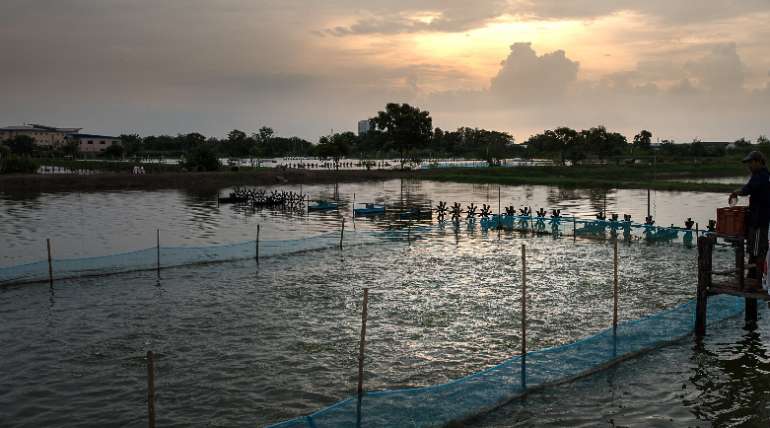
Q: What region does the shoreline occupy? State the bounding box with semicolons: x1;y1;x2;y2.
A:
0;165;742;194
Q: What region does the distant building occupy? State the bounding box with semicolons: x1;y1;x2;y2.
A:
0;124;82;148
358;119;371;136
0;123;121;153
698;141;735;150
68;133;121;153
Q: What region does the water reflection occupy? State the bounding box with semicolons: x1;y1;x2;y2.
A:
0;178;733;266
690;331;770;424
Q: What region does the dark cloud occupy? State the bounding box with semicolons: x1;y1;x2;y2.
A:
325;0;770;36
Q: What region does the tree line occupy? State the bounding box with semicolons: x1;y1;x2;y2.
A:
2;102;769;173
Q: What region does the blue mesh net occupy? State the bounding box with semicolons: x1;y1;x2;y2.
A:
0;229;383;285
0;218;710;285
0;216;735;427
267;295;743;428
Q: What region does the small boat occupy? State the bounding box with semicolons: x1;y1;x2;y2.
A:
308;200;338;211
354;203;386;216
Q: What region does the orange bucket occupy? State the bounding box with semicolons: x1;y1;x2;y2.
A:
716;206;747;236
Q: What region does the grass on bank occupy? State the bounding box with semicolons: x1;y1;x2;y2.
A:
13;157;750;194
423;160;746;193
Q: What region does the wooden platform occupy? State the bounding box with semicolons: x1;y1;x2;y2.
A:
710;282;770;301
696;234;763;336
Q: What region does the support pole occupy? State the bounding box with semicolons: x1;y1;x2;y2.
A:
256;224;260;265
613;239;619;331
156;229;160;278
573;216;577;241
339;217;345;249
521;244;527;390
147;350;156;428
407;219;411;245
647;188;651;219
746;297;758;329
736;237;744;290
695;236;713;337
356;288;369;427
46;238;53;287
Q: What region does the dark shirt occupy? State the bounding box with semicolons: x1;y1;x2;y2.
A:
739;166;770;227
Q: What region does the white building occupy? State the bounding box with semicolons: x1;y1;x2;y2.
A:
358;119;371;136
68;133;121;153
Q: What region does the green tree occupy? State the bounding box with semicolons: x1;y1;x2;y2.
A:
5;135;35;156
370;103;432;168
317;132;354;168
120;134;143;156
61;140;80;158
633;130;652;150
580;126;627;160
102;143;125;159
183;144;221;171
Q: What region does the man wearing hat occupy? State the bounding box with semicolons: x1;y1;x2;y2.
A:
730;150;770;290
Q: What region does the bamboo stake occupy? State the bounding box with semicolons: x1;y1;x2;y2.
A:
339;217;345;249
521;244;527;389
356;288;369;427
156;229;160;278
573;216;577;241
46;238;53;287
147;350;156;428
256;224;260;265
613;239;619;331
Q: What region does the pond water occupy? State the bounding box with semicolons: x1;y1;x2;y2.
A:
0;179;737;267
0;179;763;427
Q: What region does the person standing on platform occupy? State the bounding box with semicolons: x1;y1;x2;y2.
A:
730;150;770;291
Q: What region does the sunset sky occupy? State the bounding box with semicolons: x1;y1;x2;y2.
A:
2;0;769;143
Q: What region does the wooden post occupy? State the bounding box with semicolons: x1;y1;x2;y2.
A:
156;229;160;278
613;239;619;331
736;237;744;290
573;216;577;241
216;191;220;208
746;297;758;326
521;244;527;390
407;219;411;245
353;192;356;218
356;288;369;427
256;224;260;265
695;236;713;337
339;217;345;249
147;350;156;428
46;238;53;287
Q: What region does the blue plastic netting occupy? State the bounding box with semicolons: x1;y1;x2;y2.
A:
267;295;743;428
0;218;707;286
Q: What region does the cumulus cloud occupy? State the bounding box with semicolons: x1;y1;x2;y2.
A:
489;43;579;104
684;43;745;92
424;41;770;142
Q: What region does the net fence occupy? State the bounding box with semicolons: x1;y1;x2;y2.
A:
0;229;386;286
267;294;743;428
0;216;706;286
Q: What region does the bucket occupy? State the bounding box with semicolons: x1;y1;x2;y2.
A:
716;206;747;236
